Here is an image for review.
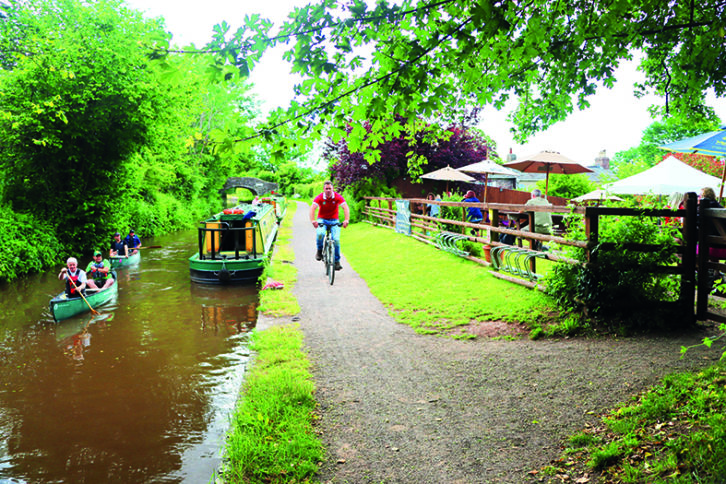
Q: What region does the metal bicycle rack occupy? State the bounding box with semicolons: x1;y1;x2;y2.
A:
434;231;470;257
490;245;546;281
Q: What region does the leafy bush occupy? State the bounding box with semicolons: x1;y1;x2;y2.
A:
114;192;214;239
439;191;464;233
461;240;482;257
345;177;401;200
0;205;62;282
292;182;318;200
537;173;594;199
340;186;364;223
543;198;682;331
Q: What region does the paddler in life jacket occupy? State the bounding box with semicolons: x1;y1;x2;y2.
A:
110;231;128;258
124;229;141;256
58;257;87;298
86;250;114;290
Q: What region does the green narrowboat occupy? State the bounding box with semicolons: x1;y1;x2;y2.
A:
188;198;283;285
110;250;140;270
259;193;287;222
49;271;118;322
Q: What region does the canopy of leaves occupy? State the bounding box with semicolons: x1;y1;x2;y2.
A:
0;0;268;264
0;0;173;247
217;0;725;152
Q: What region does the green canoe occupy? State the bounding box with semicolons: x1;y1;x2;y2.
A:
110;250;140;269
50;271;118;322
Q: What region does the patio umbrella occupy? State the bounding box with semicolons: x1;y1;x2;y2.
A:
419;165;476;194
659;125;726;197
504;150;593;198
604;155;722;196
457;160;518;201
571;189;624;204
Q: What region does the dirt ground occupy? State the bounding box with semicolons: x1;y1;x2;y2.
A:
259;202;723;484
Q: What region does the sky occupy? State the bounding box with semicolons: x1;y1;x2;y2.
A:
125;0;726;165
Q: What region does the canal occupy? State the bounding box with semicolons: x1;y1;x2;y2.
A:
0;229;258;483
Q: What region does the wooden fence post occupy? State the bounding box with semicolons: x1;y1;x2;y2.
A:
584;206;599;262
696;199;710;319
491;208;500;242
680;192;697;321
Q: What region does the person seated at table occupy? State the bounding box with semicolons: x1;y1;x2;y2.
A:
86;250;115;290
462;190;485;236
426;193;440;217
521;189;553;250
697;187;726;290
500;218;517;245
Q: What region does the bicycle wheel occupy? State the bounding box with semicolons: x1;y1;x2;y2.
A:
323;235;331;276
327;239;335;285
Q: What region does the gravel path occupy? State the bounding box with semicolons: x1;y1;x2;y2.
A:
263;202;722;484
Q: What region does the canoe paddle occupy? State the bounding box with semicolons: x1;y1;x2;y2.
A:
130;246;161;250
66;276;100;316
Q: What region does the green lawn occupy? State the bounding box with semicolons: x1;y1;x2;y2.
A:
344;223;556;336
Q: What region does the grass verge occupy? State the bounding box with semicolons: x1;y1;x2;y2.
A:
344;223;556;336
223;202;321;483
258;203;300;317
537;362;726;483
222;324;323;483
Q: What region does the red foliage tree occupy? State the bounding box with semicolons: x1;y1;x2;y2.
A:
325;121;492;190
664;152;725;178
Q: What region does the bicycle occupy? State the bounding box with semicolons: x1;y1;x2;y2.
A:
320;222;341;285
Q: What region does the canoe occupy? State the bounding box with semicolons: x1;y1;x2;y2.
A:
189;198;283;285
49;271;118;322
110;250;140;269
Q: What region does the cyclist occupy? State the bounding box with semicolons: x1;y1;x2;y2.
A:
310;180;350;271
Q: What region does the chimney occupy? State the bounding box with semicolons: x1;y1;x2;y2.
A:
506;148;517;162
595;149;609;170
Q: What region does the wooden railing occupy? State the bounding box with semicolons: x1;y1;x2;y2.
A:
698;206;726;323
363;194;716;323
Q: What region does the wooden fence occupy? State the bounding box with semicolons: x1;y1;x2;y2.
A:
363;193;726;323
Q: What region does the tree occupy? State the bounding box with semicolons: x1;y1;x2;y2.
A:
537;174;594;200
0;0;263;251
215;0;724;152
0;0;173;247
325;119;491;190
667;152;724;179
610;118;721;175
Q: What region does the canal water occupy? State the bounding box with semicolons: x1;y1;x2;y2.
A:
0;229;258;483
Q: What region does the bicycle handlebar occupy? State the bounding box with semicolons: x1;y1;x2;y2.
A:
320;222;343;230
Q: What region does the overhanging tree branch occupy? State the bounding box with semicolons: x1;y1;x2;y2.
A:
234;15;475;143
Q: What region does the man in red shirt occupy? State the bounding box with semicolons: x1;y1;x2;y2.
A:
310;181;350;271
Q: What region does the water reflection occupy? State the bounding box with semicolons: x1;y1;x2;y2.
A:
57;314;101;362
0;230;259;483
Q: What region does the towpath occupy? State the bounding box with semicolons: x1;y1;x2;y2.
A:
260;201;720;484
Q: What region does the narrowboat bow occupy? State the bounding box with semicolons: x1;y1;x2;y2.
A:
188;198;284;285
